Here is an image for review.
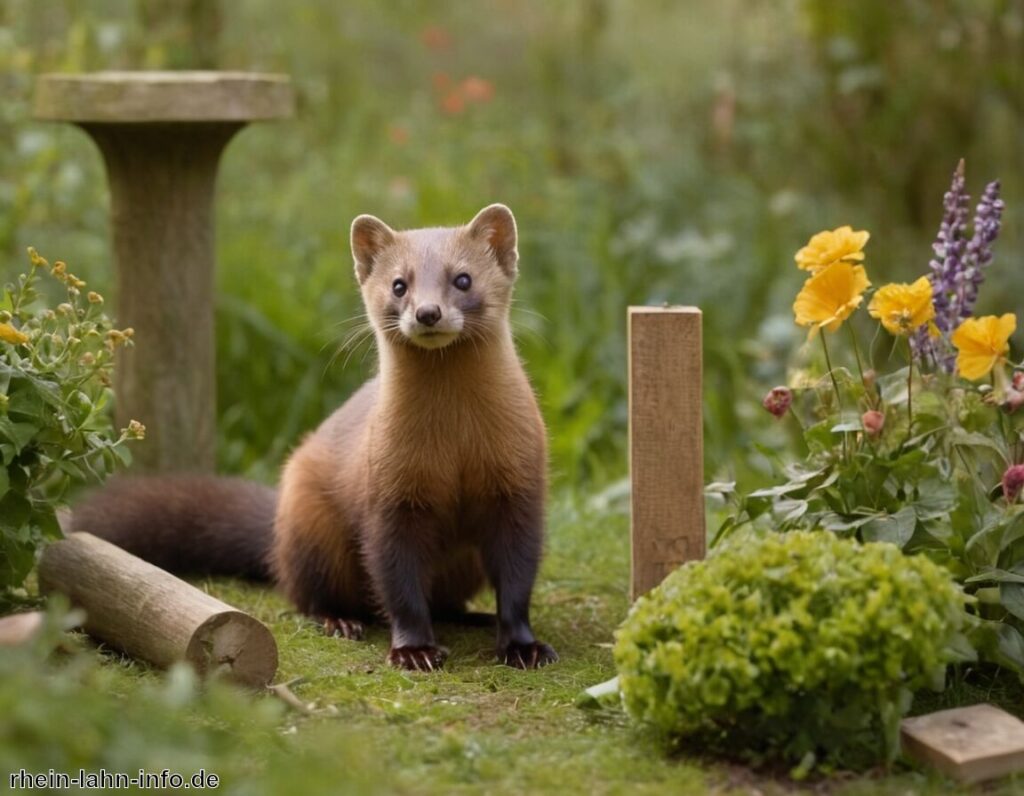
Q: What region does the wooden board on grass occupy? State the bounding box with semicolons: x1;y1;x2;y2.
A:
901;704;1024;784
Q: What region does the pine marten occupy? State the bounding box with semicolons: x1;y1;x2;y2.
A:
70;204;557;671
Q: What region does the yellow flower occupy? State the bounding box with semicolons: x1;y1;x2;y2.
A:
867;276;935;336
951;314;1016;381
0;322;29;345
795;226;870;273
793;261;870;336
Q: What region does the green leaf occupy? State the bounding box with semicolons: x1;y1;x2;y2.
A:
878;366;910;404
911;480;957;520
861;506;917;548
0;417;38;454
1000;583;1024;621
996;623;1024;673
749;481;808;498
774;499;809;523
965;568;1024;585
950;427;1008;458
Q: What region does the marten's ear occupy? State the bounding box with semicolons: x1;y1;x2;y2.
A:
351;214;396;284
468;204;518;277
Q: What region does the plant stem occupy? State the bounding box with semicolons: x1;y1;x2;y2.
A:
905;337;914;441
820;332;842;412
848;323;867;388
820;331;847;460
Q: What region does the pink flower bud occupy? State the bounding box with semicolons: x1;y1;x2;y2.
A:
1003;464;1024;504
762;386;793;419
862;410;885;436
1002;388;1024;415
1013;371;1024;392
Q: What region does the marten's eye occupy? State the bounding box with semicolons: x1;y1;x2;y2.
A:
392;279;407;298
453;273;472;291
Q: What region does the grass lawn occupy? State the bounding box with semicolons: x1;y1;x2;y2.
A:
28;491;1010;796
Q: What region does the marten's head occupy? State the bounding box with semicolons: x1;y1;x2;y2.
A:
350;204;518;350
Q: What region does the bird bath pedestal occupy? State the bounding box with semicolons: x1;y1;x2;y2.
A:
34;71;294;472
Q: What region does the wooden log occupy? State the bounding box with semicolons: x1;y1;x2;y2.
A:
628;306;704;599
0;611;44;646
38;532;277;687
901;704;1024;784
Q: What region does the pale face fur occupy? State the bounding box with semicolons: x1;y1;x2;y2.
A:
350;204;519;351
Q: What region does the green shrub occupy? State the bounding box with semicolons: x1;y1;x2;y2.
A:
0;248;140;602
613;531;972;776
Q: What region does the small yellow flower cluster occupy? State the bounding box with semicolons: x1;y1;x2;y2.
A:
49;259;87;290
792;227;871;337
123;419;146;440
0;322;29;346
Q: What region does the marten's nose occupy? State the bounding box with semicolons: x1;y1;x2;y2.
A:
416;304;442;327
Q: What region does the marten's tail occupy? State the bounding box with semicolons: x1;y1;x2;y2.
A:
68;475;277;580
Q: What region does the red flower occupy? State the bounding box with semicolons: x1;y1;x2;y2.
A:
762;387;793;419
440;91;465;115
1003;464;1024;503
862;410;885;437
460;76;495;104
420;25;452;52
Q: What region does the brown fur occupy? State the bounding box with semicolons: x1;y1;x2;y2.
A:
273;205;554;668
73;204;556;671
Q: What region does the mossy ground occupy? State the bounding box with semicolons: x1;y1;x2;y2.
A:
65;493;1019;795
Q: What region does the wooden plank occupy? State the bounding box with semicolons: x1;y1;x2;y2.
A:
628;306;704;599
38;532;278;687
901;704;1024;784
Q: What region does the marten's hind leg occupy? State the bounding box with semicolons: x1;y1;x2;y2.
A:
430;549;489;625
272;449;373;641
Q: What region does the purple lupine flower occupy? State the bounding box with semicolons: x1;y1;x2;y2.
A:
959;179;1003;317
912;161;1002;372
931;160;970;336
912;160;969;369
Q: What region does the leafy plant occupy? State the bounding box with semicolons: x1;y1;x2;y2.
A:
0;603;379;794
716;163;1024;674
0;248;141;601
613;531;972;776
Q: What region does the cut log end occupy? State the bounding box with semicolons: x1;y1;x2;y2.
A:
187;610;279;687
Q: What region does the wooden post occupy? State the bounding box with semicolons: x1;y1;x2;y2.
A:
38;532;278;687
33;72;294;472
628;306;704;599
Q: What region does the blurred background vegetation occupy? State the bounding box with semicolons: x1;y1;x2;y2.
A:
2;0;1022;494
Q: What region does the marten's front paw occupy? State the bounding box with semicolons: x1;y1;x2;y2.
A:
388;645;448;672
499;641;558;669
322;617;365;640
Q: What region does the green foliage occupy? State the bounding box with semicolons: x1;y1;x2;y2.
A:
613;531;972;776
0;605;380;795
0;249;138;598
